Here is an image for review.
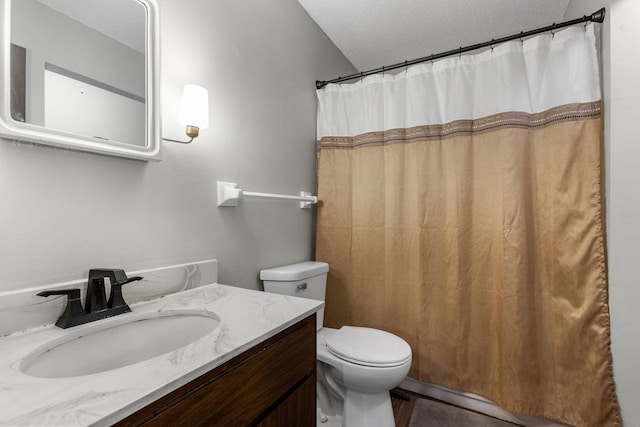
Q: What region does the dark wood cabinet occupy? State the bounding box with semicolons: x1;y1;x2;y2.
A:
257;376;316;427
115;313;316;427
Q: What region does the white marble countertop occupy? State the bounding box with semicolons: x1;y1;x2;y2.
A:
0;283;323;426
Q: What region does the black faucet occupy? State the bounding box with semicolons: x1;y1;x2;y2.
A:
37;268;143;328
86;268;142;313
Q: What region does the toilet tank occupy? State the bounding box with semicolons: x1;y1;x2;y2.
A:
260;261;329;330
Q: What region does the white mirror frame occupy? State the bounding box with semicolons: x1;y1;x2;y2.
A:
0;0;162;161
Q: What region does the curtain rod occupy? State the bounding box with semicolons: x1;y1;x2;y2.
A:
316;7;605;90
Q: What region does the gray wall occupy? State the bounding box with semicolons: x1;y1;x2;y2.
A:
565;1;640;425
0;0;356;292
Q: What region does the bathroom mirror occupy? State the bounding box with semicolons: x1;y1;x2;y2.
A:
0;0;161;161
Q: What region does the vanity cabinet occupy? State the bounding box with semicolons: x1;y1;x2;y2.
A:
115;313;316;427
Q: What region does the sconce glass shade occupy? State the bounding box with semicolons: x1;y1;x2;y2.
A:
179;84;209;130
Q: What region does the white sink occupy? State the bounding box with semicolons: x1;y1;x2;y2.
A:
20;311;221;378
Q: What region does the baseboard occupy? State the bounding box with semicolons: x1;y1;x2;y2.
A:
400;378;571;427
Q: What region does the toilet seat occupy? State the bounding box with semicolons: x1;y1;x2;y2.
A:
325;326;412;368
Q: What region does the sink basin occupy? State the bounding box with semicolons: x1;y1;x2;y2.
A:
20;311;221;378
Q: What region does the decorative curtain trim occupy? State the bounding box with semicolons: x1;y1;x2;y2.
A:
317;24;600;140
317;101;601;150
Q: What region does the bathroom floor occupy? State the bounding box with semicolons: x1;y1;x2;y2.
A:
314;388;523;426
390;388;523;427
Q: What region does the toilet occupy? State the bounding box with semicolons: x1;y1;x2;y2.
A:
261;261;412;427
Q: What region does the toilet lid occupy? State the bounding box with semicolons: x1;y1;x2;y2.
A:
325;326;412;367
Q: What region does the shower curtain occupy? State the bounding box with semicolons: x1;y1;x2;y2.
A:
315;24;619;427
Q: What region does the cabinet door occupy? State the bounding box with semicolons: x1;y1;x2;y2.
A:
257;375;316;427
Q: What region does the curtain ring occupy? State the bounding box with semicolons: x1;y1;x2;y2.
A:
430;54;435;66
458;47;462;60
381;65;385;77
550;23;556;39
360;71;364;83
404;60;408;73
490;38;494;53
519;31;524;46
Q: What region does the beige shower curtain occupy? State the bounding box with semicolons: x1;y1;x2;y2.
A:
315;24;619;427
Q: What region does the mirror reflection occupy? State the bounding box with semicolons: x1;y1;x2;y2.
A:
10;0;146;146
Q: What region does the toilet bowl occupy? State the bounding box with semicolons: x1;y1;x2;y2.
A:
261;261;412;427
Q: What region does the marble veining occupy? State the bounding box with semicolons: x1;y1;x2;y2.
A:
0;282;323;426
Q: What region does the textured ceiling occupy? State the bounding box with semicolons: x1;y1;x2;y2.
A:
35;0;146;53
298;0;571;71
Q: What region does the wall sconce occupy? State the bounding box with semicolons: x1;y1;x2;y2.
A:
163;84;209;144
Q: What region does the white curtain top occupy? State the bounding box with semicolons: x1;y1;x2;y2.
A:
317;23;601;139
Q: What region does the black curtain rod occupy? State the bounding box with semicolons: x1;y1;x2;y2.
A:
316;7;605;90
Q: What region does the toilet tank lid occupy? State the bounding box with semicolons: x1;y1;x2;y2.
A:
260;261;329;281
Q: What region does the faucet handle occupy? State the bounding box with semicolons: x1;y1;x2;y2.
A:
37;289;85;329
108;275;143;309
